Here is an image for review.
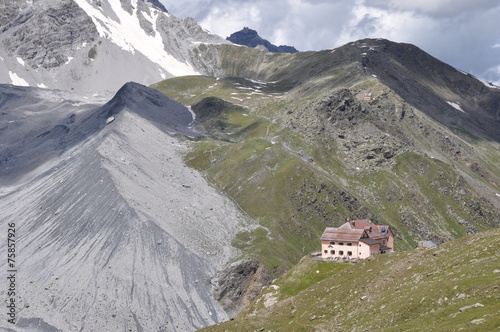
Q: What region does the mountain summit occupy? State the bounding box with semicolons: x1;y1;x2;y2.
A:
227;27;298;53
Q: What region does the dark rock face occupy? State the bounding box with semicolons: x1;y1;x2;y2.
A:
145;0;168;12
1;0;98;70
227;27;298;53
213;258;272;317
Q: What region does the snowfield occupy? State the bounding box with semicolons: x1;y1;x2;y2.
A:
73;0;199;77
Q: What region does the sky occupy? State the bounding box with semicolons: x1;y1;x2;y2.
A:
160;0;500;85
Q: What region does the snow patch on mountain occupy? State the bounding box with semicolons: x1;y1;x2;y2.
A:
73;0;198;77
9;71;29;86
446;101;466;113
0;0;229;92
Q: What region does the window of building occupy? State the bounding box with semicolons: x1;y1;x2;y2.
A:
339;250;344;256
339;242;344;246
330;241;335;245
324;250;327;254
347;242;352;246
347;251;352;256
330;250;335;255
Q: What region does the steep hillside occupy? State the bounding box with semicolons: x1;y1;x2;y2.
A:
199;39;500;142
201;228;500;331
0;83;256;331
0;0;229;92
152;39;500;276
361;39;500;142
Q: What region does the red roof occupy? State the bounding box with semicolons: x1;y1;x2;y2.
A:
321;220;394;250
320;223;365;242
349;219;391;240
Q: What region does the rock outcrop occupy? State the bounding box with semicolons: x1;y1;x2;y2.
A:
213;258;272;317
2;0;98;71
0;0;229;92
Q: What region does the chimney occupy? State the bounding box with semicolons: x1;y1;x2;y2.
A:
369;226;372;233
353;221;355;226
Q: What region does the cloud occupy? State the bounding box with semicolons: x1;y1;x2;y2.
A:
160;0;500;83
163;0;355;51
483;65;500;86
365;0;500;17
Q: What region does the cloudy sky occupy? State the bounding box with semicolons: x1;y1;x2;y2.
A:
160;0;500;85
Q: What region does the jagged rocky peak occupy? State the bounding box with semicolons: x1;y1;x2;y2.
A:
227;27;298;53
0;0;229;92
1;0;98;70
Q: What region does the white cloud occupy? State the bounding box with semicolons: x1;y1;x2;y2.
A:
365;0;499;17
483;65;500;86
336;4;438;46
198;2;265;39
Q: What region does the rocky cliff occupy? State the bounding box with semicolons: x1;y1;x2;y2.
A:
213;258;272;318
0;0;229;92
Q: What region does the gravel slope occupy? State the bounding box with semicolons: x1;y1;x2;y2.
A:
0;83;255;331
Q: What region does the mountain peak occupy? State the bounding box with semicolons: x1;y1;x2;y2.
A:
227;27;298;53
0;0;228;92
101;81;196;136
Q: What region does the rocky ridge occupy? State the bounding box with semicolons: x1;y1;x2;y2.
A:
0;0;230;92
154;38;500;273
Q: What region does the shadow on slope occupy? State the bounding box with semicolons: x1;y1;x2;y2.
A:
0;82;196;185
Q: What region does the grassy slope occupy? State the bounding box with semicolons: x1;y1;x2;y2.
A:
151;41;500;276
201;228;500;332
